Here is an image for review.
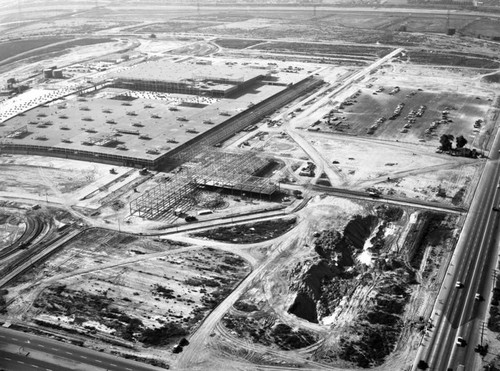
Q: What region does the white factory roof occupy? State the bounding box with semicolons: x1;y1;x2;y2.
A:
110;59;265;84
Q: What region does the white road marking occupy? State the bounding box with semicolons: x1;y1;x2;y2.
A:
0;335;5;338
33;365;39;369
110;364;117;367
65;351;72;355
38;344;45;348
11;337;18;340
50;347;58;351
125;368;132;370
5;357;11;361
17;360;25;364
95;360;102;363
80;355;87;359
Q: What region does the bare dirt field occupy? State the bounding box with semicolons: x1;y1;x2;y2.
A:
0;155;118;203
4;228;251;367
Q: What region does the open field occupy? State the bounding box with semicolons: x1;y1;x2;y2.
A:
0;37;70;62
0;155;117;202
0;37;114;66
249;41;394;60
214;38;265;49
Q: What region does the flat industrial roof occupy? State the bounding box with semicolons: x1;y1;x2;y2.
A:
0;83;287;161
110;59;266;84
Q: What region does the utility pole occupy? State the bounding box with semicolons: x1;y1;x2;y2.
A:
481;320;485;346
493;268;497;290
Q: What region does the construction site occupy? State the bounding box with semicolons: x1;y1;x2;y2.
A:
0;58;321;171
0;2;500;371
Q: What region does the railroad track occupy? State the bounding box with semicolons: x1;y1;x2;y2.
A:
0;215;44;260
0;227;80;288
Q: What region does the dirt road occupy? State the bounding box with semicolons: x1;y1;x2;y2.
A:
175;219;312;370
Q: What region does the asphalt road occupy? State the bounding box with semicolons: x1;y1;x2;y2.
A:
0;327;164;371
414;133;500;370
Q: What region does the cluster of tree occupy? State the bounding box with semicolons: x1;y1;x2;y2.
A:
141;323;187;346
439;134;468;151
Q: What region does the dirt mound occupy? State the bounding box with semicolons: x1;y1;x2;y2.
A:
343;214;378;250
288;215;378;323
288;260;336;323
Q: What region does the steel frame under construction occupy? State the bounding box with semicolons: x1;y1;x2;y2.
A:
129;150;279;219
129;175;196;219
185;151;278;195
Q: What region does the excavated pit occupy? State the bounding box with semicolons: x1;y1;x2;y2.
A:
288;214;378;323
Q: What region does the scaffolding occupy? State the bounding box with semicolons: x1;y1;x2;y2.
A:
129;175;197;219
129;150;279;219
184;151;278;195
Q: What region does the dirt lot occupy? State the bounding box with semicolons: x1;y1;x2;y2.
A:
4;229;250;366
0;155;118;203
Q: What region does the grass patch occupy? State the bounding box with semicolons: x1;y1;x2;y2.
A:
0;37;113;66
214;38;264;49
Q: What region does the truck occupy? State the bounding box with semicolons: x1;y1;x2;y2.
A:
197;209;213;216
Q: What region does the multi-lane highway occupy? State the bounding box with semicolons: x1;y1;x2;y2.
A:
414;130;500;370
0;326;164;371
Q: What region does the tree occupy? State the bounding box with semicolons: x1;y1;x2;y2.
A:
417;360;429;370
456;135;467;148
150;33;157;39
439;134;454;151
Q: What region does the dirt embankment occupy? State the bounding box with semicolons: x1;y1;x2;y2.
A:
287;206;417;367
287;214;378;324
